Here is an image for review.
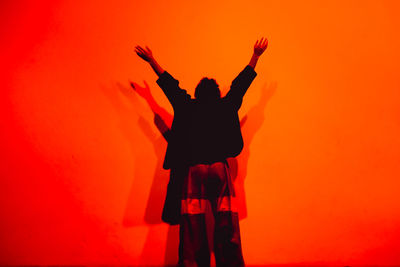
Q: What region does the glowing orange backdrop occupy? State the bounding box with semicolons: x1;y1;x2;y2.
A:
1;0;400;266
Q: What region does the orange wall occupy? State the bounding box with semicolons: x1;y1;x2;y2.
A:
1;0;400;266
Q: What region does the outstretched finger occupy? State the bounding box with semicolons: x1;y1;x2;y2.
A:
259;39;265;49
136;45;144;52
263;38;268;47
135;50;144;57
137;46;146;54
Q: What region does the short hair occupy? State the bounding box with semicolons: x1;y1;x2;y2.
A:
194;78;221;100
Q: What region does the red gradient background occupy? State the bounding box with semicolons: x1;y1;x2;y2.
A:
1;1;400;266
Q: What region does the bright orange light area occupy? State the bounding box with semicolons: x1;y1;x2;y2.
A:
1;0;400;266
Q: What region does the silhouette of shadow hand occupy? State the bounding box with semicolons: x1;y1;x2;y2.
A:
263;81;277;100
130;81;151;98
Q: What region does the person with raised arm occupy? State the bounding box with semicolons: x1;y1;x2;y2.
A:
135;38;268;267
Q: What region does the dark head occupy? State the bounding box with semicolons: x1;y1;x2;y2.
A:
194;77;221;101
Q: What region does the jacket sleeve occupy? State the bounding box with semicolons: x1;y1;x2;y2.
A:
225;65;257;110
156;71;191;109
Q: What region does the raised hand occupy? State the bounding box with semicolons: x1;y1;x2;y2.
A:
134;45;164;76
135;45;154;62
254;37;268;57
248;37;268;69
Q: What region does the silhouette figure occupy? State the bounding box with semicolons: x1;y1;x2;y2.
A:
134;38;268;267
228;81;277;220
129;81;181;265
100;82;180;265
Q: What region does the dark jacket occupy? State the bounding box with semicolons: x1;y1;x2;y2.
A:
156;65;257;170
158;65;257;224
157;65;257;169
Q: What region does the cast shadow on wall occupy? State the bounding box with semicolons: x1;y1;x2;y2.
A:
100;81;178;265
101;79;276;265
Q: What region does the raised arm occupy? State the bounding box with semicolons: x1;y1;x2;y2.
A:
134;45;190;109
225;38;268;110
135;45;164;76
248;37;268;69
